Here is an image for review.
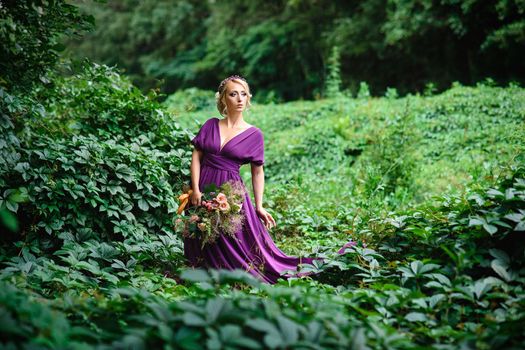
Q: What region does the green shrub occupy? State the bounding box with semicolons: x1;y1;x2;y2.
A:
1;60;192;287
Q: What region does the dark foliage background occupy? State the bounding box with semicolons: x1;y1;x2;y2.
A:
63;0;525;101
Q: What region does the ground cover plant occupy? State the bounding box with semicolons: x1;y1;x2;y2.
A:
2;58;524;348
172;82;525;256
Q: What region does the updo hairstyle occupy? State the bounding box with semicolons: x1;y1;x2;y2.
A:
215;75;253;116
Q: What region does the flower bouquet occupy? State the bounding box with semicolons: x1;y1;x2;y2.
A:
173;179;247;248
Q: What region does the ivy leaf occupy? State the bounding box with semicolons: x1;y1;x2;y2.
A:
489;249;510;265
491;260;512;282
138;199;149;211
405;312;427;322
246;319;282;349
180;269;211;283
515;221;525;231
483;222;498;235
183;312;207;327
468;216;485;226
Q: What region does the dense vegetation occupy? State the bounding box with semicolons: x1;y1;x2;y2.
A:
65;0;525;100
1;1;525;349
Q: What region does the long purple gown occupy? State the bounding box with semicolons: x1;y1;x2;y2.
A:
184;117;319;284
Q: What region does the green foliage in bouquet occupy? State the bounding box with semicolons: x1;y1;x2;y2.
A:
174;180;247;248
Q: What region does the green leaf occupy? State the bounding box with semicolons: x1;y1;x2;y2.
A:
468;217;485;226
483;223;498;235
429;294;446;308
180;269;211;283
276;315;299;345
405;312;427;322
489;249;510;265
246;319;282;348
504;212;523;223
182;312;207;327
420;263;440;274
0;209;18;232
487;189;504;197
138;199;149;211
472;279;491;299
429;273;451;287
175;327;203;350
5;200;18;213
514;220;525;231
491;260;512;282
205;298;226;323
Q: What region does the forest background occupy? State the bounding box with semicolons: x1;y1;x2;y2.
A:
64;0;525;102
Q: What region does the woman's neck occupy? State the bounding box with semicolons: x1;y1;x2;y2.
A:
223;113;247;128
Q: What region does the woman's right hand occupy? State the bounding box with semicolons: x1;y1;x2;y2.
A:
190;189;202;206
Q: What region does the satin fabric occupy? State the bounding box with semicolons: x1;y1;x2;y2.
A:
183;117;320;283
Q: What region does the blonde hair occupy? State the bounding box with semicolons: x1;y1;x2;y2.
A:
215;75;253;116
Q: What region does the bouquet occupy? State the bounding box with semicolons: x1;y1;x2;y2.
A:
173;179;247;248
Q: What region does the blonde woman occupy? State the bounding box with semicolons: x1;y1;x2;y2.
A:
184;75;320;283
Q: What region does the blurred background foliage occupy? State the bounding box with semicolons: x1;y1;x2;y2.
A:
63;0;525;102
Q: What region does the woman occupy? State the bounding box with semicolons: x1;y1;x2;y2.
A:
183;75;319;284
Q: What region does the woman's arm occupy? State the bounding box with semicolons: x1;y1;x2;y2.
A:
251;163;276;229
251;164;264;210
190;148;203;205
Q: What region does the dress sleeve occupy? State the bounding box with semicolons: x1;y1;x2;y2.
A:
191;118;210;151
250;129;265;166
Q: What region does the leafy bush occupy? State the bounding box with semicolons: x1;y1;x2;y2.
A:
302;166;525;348
1;60;194;292
3;73;525;349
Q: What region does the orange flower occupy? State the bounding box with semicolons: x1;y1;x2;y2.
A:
177;189;193;215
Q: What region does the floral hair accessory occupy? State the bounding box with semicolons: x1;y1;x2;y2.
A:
218;74;247;93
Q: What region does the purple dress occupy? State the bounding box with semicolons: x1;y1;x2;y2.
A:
184;117;319;284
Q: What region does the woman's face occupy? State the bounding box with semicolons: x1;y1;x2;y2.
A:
224;81;248;114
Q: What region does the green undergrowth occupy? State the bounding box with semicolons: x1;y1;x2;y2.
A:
169;83;524;256
1;165;524;349
1;60;524;348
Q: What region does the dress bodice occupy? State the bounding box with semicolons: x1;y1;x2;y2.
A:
191;117;265;171
202;152;242;172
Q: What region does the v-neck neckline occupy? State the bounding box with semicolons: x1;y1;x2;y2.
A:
215;118;255;153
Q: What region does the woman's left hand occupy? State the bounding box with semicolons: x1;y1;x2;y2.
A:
256;206;276;230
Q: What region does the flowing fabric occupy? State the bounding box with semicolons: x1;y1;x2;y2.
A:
183;117;321;284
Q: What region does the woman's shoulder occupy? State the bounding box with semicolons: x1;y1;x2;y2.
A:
195;117;218;130
204;117;219;125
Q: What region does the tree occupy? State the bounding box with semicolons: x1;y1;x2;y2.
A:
0;0;93;92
